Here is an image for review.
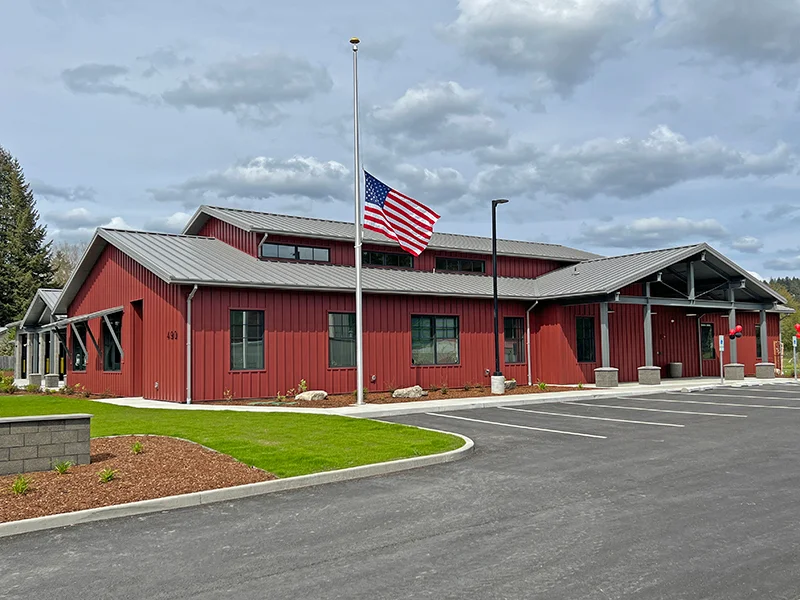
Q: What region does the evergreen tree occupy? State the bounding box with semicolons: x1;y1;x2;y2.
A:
0;146;53;324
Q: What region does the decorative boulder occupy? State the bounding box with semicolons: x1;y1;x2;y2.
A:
392;385;425;398
295;390;328;401
504;379;517;391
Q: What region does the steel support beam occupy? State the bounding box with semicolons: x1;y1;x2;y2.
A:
760;309;769;362
614;295;774;311
687;262;695;300
70;323;89;357
600;301;611;368
729;288;737;364
85;325;101;356
644;283;653;366
102;314;124;360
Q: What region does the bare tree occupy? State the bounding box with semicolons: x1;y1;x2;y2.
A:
51;241;87;287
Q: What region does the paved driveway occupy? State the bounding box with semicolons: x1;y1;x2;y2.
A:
2;384;800;599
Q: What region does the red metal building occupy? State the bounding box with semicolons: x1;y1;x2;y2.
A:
29;205;788;403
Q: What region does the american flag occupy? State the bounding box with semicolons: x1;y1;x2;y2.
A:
363;171;441;257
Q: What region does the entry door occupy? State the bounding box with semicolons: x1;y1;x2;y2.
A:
131;300;144;396
700;322;720;377
21;336;27;379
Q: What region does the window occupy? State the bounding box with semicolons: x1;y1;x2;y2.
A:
363;251;413;269
230;310;264;371
328;312;356;367
411;316;459;365
755;324;762;360
72;323;87;371
102;314;122;372
435;257;485;273
576;316;596;363
504;317;525;364
701;323;715;360
260;243;329;262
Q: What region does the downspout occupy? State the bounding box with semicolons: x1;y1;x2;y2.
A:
697;314;706;378
186;285;198;404
526;301;539;386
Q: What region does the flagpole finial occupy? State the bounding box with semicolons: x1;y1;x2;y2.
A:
350;37;360;49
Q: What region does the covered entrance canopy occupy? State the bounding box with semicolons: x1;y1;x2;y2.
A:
530;243;791;383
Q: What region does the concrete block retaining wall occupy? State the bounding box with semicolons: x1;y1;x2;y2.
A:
0;414;92;476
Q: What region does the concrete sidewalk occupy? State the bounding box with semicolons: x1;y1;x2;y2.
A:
93;377;797;419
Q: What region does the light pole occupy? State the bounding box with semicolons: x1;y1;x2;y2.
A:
491;198;509;395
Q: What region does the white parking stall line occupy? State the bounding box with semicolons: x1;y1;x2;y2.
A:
567;402;748;418
425;412;607;439
667;391;800;402
497;406;684;428
628;396;800;411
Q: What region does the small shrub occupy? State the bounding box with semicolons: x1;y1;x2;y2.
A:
351;386;369;398
276;391;287;402
131;441;144;455
0;375;18;394
577;382;584;390
11;475;31;495
298;379;308;393
222;388;233;401
428;385;439;393
99;388;114;399
82;390;91;398
286;388;296;398
536;381;548;391
464;382;473;391
59;384;75;396
98;468;117;483
53;460;73;475
25;383;41;394
440;382;449;395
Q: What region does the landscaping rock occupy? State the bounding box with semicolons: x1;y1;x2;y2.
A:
295;390;328;402
504;379;517;391
392;385;425;398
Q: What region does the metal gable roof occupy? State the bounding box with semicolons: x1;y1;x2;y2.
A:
21;288;64;328
182;205;601;262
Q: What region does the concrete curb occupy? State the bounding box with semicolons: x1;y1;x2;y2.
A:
0;429;473;540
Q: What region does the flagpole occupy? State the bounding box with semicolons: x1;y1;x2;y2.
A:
351;37;365;406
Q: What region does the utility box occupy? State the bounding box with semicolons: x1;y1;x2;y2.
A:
668;362;683;378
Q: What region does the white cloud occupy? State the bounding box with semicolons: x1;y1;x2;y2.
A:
747;270;765;281
45;207;105;230
33;181;96;202
658;0;800;66
764;256;800;271
472;125;796;200
577;216;728;249
61;63;146;101
145;212;192;233
446;0;653;95
730;236;764;253
368;81;508;153
151;156;349;206
161;52;332;126
371;162;470;206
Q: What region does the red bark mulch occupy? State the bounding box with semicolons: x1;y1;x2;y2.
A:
0;435;275;523
206;383;583;408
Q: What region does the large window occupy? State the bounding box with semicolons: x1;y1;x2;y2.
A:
328;312;356;368
701;323;715;360
411;316;459;365
102;314;122;372
435;257;485;273
755;324;762;360
260;243;329;262
230;310;264;371
576;316;596;363
363;250;413;269
72;323;87;372
504;317;525;364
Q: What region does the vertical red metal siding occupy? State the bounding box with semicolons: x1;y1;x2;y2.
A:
66;246;187;402
190;287;531;401
198;217;567;278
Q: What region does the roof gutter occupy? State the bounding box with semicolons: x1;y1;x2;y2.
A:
186;285;198;404
526;301;539;386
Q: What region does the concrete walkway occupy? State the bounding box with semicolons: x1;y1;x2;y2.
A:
92;377;796;419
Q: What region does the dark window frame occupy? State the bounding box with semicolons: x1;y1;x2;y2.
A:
435;256;486;274
411;315;460;366
328;312;356;369
576;316;596;364
102;314;123;373
755;323;762;360
362;250;414;269
259;242;330;263
230;309;265;371
71;323;88;372
504;317;526;364
701;323;716;360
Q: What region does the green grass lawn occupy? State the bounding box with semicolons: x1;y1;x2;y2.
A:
0;396;464;478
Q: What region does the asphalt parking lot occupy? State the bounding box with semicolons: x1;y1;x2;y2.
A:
2;383;800;600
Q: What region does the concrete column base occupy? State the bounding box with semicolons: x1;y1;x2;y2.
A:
755;362;776;379
491;375;505;395
723;363;745;381
637;366;661;385
43;374;60;388
27;374;42;387
594;367;619;388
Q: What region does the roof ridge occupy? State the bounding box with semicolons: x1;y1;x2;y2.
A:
575;243;704;265
202;205;588;251
100;228;215;240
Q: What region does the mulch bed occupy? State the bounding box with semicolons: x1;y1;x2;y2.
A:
206;384;582;409
0;435;275;523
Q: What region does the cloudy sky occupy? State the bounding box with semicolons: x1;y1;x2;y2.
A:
3;0;800;278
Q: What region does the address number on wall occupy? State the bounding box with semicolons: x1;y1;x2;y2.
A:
166;330;179;340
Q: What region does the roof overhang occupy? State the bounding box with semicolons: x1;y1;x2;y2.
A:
41;306;125;331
